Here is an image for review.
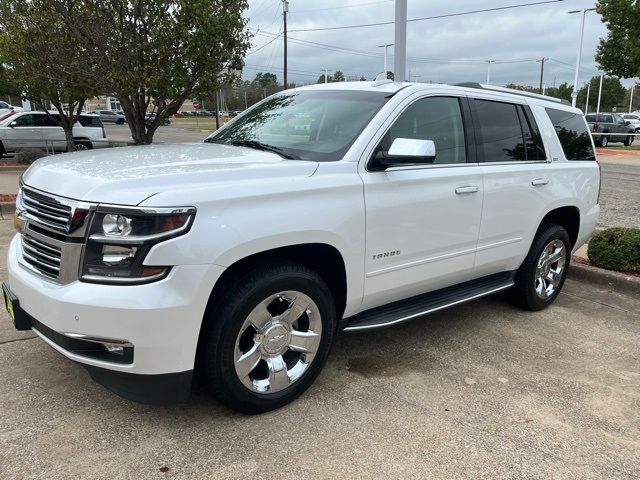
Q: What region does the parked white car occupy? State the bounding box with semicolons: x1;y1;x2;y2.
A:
0;100;24;114
622;113;640;132
4;81;600;413
0;111;108;155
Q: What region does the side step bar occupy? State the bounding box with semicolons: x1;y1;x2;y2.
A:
342;271;515;332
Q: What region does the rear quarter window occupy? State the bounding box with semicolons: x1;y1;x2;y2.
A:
78;115;103;128
545;108;596;161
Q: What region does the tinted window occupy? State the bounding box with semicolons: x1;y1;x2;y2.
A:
518;105;546;161
545;108;596;161
33;114;60;127
379;96;466;164
79;115;103;127
0;101;9;109
14;114;35;127
474;100;526;162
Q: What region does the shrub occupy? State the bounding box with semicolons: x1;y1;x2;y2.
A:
587;228;640;272
14;148;47;164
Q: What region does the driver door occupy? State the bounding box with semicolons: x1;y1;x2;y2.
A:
359;96;484;310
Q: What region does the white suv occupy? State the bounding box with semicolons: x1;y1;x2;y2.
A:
0;111;109;155
4;81;600;413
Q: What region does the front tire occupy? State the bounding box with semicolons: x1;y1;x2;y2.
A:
510;223;571;311
624;135;634;146
599;135;609;147
198;262;336;414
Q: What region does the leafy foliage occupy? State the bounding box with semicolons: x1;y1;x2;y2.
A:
545;82;573;103
588;227;640;272
595;0;640;79
0;0;98;151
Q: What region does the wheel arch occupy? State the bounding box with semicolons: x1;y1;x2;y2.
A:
205;242;348;324
538;205;580;248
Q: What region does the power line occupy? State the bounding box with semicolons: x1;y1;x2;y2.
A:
288;0;566;32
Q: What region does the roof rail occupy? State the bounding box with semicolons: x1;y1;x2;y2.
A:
454;82;571;106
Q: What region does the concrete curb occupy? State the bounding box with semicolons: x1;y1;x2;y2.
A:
0;165;28;173
569;262;640;295
0;201;15;220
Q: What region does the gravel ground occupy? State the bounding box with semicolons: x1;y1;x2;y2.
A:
1;217;640;479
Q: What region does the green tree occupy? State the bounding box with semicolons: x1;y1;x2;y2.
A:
595;0;640;79
577;76;627;112
545;82;573;103
0;0;97;152
43;0;251;144
333;70;345;82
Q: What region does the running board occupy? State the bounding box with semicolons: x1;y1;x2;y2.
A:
342;272;515;332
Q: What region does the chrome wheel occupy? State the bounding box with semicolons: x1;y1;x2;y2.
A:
234;291;322;394
74;143;89;151
535;239;566;300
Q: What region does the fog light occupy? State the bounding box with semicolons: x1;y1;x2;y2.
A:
102;214;133;237
104;345;124;355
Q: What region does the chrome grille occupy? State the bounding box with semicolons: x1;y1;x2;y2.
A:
21;234;62;279
22;187;72;232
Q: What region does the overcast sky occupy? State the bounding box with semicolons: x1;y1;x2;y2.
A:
243;0;634;88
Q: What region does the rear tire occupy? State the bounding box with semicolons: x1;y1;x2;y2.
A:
73;141;92;151
198;261;336;414
509;223;571;311
117;119;125;125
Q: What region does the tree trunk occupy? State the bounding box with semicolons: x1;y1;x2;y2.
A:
63;127;75;153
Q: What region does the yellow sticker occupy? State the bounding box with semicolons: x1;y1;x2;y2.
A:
5;297;14;320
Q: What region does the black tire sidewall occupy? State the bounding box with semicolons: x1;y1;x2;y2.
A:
201;262;336;413
514;224;571;311
601;136;608;147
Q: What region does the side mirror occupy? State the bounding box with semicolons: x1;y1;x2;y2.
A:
370;138;436;171
9;121;17;128
625;121;631;126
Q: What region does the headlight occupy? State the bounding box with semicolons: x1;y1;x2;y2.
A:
80;206;195;284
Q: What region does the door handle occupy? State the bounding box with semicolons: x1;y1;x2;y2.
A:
531;178;549;186
455;185;479;194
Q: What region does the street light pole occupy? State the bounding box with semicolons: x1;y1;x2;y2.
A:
378;43;394;78
485;60;495;84
393;0;407;82
569;8;595;107
282;0;288;90
584;81;591;114
630;84;635;113
596;74;604;115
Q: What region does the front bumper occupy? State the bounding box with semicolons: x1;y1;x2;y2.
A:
6;234;224;403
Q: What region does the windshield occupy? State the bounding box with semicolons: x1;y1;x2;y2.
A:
205;90;389;161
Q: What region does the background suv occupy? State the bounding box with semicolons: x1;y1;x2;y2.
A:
622;113;640;132
585;112;635;146
91;109;126;125
0;111;108;155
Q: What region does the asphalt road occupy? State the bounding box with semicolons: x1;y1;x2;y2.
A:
597;154;640;228
104;123;212;144
1;218;639;479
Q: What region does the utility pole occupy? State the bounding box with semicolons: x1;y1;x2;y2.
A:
323;68;331;84
485;60;495;84
244;91;248;110
584;81;591;114
569;8;595;107
394;0;407;82
378;43;394;78
283;0;288;90
214;90;220;129
596;74;604;115
537;57;546;94
630;84;635;113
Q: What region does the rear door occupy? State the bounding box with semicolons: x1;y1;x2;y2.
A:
2;113;42;151
34;113;66;151
471;98;550;276
360;95;484;310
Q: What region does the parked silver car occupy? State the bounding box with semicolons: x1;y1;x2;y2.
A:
91;109;126;125
0;111;109;156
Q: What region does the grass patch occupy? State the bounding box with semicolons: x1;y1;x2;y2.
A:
600;145;640;151
184;126;216;132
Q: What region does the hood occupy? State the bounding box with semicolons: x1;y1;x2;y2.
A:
21;142;319;205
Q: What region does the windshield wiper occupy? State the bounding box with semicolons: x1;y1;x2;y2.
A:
225;139;300;160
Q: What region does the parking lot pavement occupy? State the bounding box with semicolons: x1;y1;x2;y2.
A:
104;124;210;144
1;218;639;479
597;154;640;228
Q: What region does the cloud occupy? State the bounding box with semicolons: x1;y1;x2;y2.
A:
244;0;634;87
